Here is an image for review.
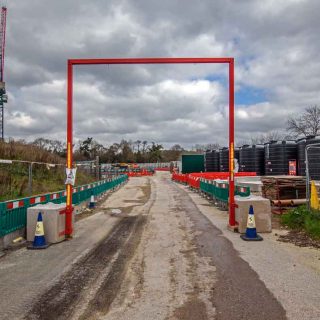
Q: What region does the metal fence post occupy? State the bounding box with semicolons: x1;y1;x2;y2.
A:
305;143;320;210
96;156;100;180
28;162;33;195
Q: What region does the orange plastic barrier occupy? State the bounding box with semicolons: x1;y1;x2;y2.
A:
172;172;256;189
127;169;154;177
171;173;188;184
155;167;170;171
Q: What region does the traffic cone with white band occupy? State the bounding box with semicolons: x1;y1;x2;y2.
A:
28;212;49;249
89;195;95;209
240;205;263;241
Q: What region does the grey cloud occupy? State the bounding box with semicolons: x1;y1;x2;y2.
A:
3;0;320;148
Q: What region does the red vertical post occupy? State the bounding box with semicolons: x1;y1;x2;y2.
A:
228;59;236;228
65;60;73;236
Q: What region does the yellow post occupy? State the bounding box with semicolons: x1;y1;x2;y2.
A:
310;181;319;210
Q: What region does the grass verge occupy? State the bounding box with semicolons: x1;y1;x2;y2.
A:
281;205;320;240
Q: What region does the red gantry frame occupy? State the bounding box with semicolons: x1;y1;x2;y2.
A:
65;58;236;236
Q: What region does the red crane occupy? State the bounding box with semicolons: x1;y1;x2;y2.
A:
0;6;7;140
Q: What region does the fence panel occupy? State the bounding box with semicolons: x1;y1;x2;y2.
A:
199;180;251;208
0;175;128;237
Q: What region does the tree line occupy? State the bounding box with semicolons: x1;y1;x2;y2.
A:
29;105;320;161
31;138;187;163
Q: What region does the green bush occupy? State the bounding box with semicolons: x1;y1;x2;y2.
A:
281;205;320;239
305;210;320;239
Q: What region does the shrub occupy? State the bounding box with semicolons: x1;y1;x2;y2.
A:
305;210;320;239
281;205;320;239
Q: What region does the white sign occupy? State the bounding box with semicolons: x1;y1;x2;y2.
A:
234;158;239;173
65;168;77;185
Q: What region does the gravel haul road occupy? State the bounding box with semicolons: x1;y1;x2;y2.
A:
2;172;318;319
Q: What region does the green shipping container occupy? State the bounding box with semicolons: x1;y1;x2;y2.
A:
181;154;204;174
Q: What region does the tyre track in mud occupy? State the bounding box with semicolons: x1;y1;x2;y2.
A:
25;179;153;320
24;215;147;320
103;173;217;320
78;215;147;320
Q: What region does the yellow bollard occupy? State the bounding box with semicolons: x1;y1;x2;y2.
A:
310;181;319;210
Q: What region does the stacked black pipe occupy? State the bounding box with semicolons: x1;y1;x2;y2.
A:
204;150;220;172
239;144;265;175
297;135;320;180
264;140;297;175
219;147;239;172
205;138;319;177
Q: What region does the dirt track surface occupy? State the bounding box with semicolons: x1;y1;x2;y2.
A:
23;173;285;320
25;216;147;320
1;172;319;319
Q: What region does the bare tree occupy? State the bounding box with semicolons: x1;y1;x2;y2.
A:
205;143;220;150
236;140;249;147
135;140;141;152
142;140;148;154
287;105;320;138
191;143;220;152
251;131;285;144
170;144;184;151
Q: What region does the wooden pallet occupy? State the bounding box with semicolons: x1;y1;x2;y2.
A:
261;176;306;214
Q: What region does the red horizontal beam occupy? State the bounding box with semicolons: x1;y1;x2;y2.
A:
69;57;233;65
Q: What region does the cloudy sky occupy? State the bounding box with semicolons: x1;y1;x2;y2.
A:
3;0;320;148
